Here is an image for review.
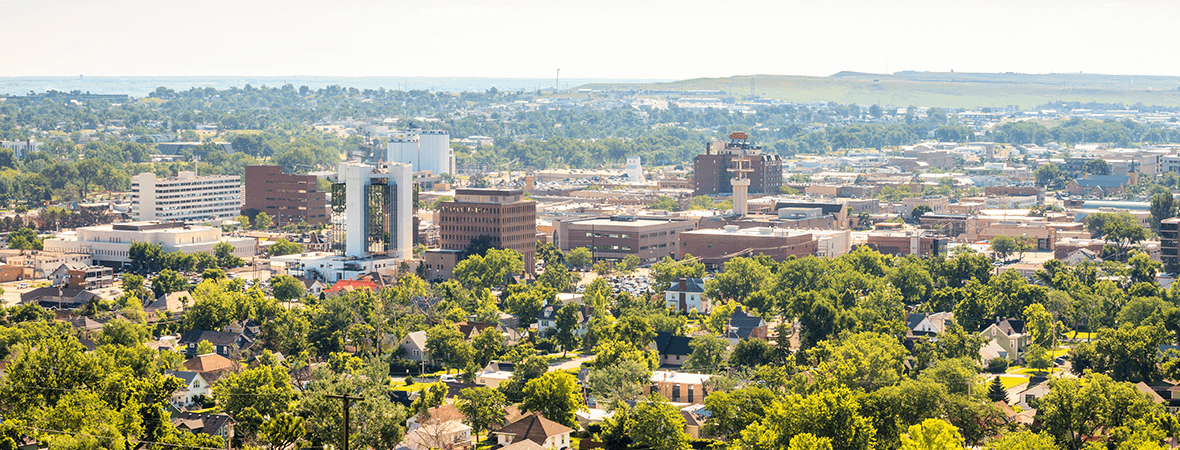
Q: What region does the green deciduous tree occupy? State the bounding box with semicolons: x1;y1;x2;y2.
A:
567;247;592;270
520;371;585;428
267;238;306;257
1037;372;1163;450
900;419;964;450
626;394;692;450
456;386;508;444
684;334;729;373
270;274;305;303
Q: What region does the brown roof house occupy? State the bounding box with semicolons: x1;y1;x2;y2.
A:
173;411;234;446
493;414;574;450
405;404;474;450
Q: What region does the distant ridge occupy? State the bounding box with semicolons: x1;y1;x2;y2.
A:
576;72;1180;108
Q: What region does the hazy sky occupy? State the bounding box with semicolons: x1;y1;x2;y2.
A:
2;0;1177;79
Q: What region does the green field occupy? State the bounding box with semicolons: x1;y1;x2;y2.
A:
576;71;1180;109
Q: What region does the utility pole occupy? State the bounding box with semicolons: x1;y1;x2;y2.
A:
326;394;363;450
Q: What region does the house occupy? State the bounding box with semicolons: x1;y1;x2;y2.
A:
67;316;104;333
1016;376;1051;410
301;279;325;297
168;371;211;408
48;261;88;286
906;312;953;339
324;278;380;296
492;414;574;450
665;278;709;313
981;317;1030;361
681;405;709;439
653;332;693;366
1064;175;1131;197
21;287;100;310
144;291;190;316
535;304;588;338
457;321;523;343
723;308;769;343
499;439;546;450
400;331;432;365
172;411;234;446
980;340;1009;364
476;361;515;389
182;353;238;383
179;330;251;357
406;404;474;450
649;371;711;405
225;319;261;339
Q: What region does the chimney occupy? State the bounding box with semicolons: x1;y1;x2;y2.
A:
679;278;686;291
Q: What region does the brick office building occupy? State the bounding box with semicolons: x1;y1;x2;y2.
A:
693;133;783;196
439;189;537;273
243;165;329;226
553;216;696;263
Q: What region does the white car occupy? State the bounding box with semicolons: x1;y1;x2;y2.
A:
440;374;457;383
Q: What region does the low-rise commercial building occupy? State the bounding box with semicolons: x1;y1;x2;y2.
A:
44;222;255;268
678;226;851;266
553;216;695;263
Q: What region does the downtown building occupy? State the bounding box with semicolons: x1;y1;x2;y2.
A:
436;188;537;274
693;133;783;196
242;165;329;226
274;162;413;283
131;171;243;223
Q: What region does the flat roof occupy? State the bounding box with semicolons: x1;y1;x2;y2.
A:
569;218;681;228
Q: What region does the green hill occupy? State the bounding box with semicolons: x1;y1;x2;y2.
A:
578;72;1180;109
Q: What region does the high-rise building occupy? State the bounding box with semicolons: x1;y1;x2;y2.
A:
332;162;414;260
243;165;329;226
1161;218;1180;272
439;188;537;273
386;129;455;177
131;171;243;223
693;132;782;196
625;156;644;181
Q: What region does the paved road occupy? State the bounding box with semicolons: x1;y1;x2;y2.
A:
549;355;595;372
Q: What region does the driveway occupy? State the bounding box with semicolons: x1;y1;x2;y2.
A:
549;354;595;372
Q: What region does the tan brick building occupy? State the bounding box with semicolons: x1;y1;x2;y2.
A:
439;189;537;273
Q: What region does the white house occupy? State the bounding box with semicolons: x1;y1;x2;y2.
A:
665;278;708;313
399;331;432;365
167;371;211;408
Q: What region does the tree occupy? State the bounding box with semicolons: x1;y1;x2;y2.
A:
808;332;907;391
267;238;306;257
1098;213;1149;260
704;386;777;440
1022;303;1054;347
554;302;582;357
739;388;875;450
99;319;148;347
592;260;613;276
789;434;834;450
214;364;296;419
456;387;508;445
1024;344;1051;373
587;359;652;406
214;241;245;268
1150;193;1176;233
1034;164;1064;189
652;195;679;211
453;248;524;291
900;419;964;450
259;414;306;450
626;394;692;450
618;254;640;273
271;274;305;303
254;212;273;230
567;247;592;270
1037;372;1163;450
684;334;729;373
236;215;251;229
706;257;772;301
426;324;472;371
987;376;1007;402
7;227;41;251
520;371;585;428
983;431;1058;450
471;327;505;366
151;269;187;298
1084;159;1112;176
537;242;565;267
537;263;572;293
911;205;933;221
729;338;778;368
990;235;1018;260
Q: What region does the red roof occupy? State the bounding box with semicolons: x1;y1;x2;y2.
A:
326;279;380;293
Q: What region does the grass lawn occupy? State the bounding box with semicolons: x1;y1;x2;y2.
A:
1007;367;1049;377
392;381;442;392
997;375;1029;390
1066;331;1096;340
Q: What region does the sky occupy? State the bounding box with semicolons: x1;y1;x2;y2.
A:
2;0;1178;80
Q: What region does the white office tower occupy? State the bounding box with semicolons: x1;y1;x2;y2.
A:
385;129;455;177
624;156;644;181
332;162;413;260
131;171;243;223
